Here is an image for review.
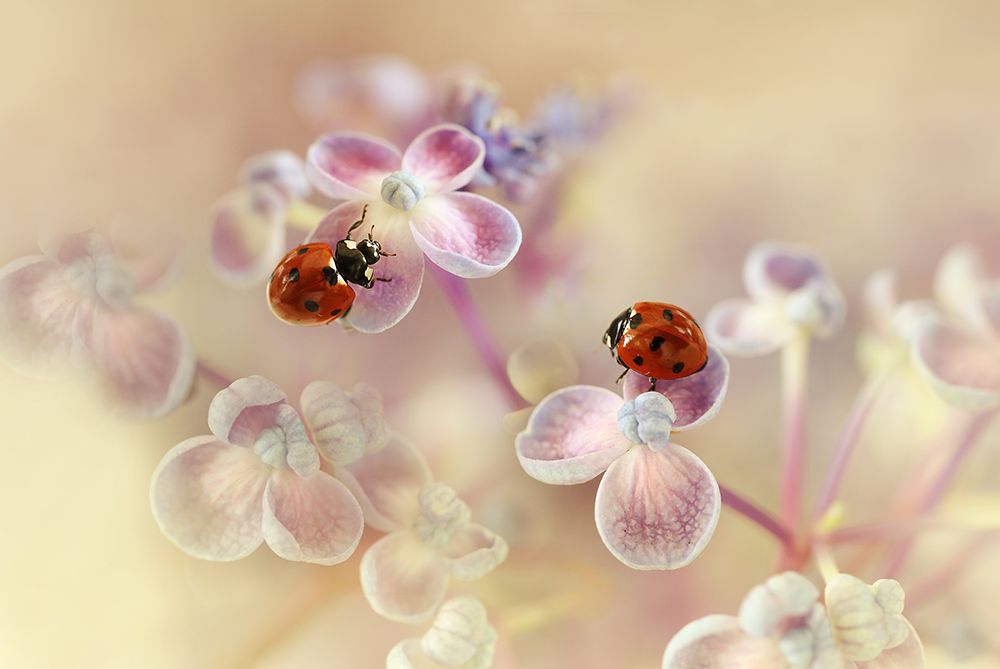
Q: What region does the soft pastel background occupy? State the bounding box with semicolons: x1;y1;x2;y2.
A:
1;1;999;667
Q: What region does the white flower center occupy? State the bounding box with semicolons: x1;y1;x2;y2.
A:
253;426;290;468
380;170;425;211
413;483;470;548
617;392;676;449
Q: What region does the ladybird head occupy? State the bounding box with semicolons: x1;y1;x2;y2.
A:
603;306;632;353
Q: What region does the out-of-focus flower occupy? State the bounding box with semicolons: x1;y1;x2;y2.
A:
0;229;194;418
440;75;558;201
662;571;926;668
210;150;315;286
533;77;632;154
335;438;507;622
386;596;497;669
503;338;579;433
515;347;730;569
150;375;392;564
306;123;522;332
706;243;845;356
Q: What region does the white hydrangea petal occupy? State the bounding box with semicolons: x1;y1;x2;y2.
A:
934;244;995;337
336;437;433;532
705;298;793;357
662;615;790;669
361;532;449;623
207;375;289;447
912;321;1000;410
738;571;820;638
440;523;508;581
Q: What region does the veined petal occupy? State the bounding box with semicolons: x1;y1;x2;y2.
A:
410;192;521;279
300;380;390;466
440;523;508;581
210;184;287;286
85;306;196;418
361;532;449;623
744;242;830;302
662;615;789;669
913;321;1000;410
623;344;730;431
306;132;401;200
515;385;629;485
150;436;269;561
402;124;485;193
336;437;432;532
208;375;289;447
705;298;793;357
309;201;425;333
595;445;720;570
261;469;364;565
855;622;925;669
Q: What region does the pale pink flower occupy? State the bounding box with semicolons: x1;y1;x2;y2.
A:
663;572;926;669
706;242;845;356
386;596;497;669
0;229;193;418
150;376;390;564
305;123;522;333
210;150;312;286
335;439;508;622
514;346;730;569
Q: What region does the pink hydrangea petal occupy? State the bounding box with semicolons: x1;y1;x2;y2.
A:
855;622;925;669
309;201;425;333
662;615;788;669
210;184;288;286
109;217;184;294
515;385;629;485
150;436;269;561
410;192;521;279
913;321;1000;410
261;469;364;565
705;298;792;357
401;124;485;193
623;345;730;431
306;132;401;200
0;255;90;374
595;444;721;570
239;150;311;201
440;523;508;581
744;242;828;301
85;306;196;418
208;375;289;447
361;532;449;623
335;437;432;532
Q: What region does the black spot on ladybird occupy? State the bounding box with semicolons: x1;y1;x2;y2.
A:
304;300;319;312
297;247;309;255
629;313;643;328
330;308;342;316
633;355;644;366
288;267;300;283
649;336;665;351
672;361;685;374
322;266;338;285
662;309;674;320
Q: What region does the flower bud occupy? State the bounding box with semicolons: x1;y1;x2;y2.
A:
421;597;496;668
739;571;819;638
617;391;676;448
825;574;909;661
381;170;426;210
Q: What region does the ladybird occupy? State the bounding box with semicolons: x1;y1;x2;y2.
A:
267;205;394;326
603;301;709;387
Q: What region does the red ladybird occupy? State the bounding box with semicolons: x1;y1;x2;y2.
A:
267;205;393;326
603;302;709;387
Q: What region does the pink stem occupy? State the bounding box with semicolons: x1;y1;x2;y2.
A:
720;484;794;549
196;360;234;389
779;336;809;536
813;372;887;520
430;264;523;409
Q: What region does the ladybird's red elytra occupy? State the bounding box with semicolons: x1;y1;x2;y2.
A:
267;242;356;326
603;301;709;385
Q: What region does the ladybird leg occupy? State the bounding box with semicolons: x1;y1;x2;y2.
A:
346;204;369;239
615;368;628;384
647;376;657;392
375;277;392;283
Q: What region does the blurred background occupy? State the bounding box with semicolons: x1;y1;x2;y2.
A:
1;1;999;667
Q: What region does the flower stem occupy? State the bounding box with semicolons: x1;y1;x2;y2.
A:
813;541;840;583
196;360;234;389
429;264;523;409
813;370;890;521
719;484;794;549
779;332;810;535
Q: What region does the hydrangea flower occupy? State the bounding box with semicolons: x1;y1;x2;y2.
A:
514;346;730;569
306;123;522;332
210;150;314;285
334;438;508;622
662;571;925;668
0;229;194;418
150;376;390;564
706;243;845;356
386;596;497;669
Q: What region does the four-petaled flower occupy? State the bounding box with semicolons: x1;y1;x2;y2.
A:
706;242;845;356
0;228;193;418
305;123;522;332
150;375;390;564
515;346;730;569
387;596;497;669
334;439;508;621
662;571;925;668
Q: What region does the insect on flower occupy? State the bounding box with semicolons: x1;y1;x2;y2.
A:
604;301;710;389
267;205;396;326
